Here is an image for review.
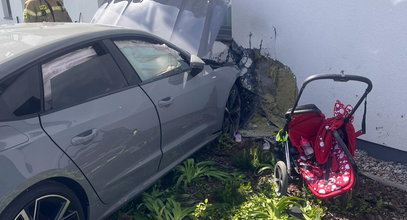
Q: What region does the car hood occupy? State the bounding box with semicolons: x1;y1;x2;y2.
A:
91;0;230;57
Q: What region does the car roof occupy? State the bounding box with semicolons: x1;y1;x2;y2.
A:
0;23;122;62
0;23;183;78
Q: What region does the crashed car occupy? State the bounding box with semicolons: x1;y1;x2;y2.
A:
0;19;242;220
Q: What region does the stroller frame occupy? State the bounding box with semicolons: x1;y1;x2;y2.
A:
274;74;373;198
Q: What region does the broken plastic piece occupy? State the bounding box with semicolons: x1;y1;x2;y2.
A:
234;133;242;143
263;140;271;150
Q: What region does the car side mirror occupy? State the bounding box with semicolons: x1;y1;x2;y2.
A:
190;54;205;77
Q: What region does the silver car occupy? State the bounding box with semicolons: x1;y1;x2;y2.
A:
0;23;241;220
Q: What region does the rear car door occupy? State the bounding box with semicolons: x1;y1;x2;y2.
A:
113;39;220;170
39;42;161;204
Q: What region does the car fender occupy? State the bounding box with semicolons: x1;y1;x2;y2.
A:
209;65;241;129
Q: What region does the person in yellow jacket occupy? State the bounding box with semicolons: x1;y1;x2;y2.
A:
23;0;72;22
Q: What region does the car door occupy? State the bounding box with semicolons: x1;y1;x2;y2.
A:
114;39;220;170
39;42;161;204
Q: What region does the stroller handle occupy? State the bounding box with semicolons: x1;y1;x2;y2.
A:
289;74;373;123
302;74;373;92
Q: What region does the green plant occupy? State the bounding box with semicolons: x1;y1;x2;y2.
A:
174;159;231;190
141;188;194;220
232;147;276;172
214;174;251;205
192;198;210;218
217;133;234;149
298;199;326;220
323;190;372;216
232;192;325;220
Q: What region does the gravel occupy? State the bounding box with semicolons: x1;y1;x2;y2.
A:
355;149;407;190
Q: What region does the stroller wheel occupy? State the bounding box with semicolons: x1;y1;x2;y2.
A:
274;161;289;196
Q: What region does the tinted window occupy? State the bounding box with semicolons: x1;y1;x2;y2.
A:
42;46;127;110
0;66;41;120
114;40;185;81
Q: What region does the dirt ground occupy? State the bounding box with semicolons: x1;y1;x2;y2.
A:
287;175;407;220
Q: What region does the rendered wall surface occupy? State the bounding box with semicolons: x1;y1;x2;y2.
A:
64;0;99;22
0;0;23;24
232;0;407;152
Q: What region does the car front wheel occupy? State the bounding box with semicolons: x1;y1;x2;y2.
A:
1;180;85;220
222;84;241;136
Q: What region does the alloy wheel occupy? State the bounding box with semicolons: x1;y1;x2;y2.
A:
14;194;80;220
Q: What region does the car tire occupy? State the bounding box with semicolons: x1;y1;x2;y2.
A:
222;84;241;136
0;180;86;220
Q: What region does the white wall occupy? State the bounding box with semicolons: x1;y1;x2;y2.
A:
233;0;407;152
64;0;99;22
0;0;23;24
0;3;4;23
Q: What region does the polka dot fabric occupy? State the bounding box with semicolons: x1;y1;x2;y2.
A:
298;141;355;198
314;100;357;164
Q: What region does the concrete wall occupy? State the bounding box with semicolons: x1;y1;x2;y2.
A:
233;0;407;152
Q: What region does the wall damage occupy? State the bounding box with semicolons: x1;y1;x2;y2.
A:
206;41;298;137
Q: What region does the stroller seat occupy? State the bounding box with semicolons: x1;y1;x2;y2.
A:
298;142;355;198
288;101;357;198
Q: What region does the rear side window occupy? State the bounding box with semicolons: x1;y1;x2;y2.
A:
0;66;41;121
114;40;186;81
42;46;127;110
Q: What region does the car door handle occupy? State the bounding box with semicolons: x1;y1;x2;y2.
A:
158;97;174;107
71;129;98;145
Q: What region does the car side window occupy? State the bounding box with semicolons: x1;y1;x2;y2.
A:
114;40;186;81
0;66;41;121
42;46;127;110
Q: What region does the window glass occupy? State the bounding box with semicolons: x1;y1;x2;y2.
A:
42;46;127;110
0;66;41;120
115;40;184;81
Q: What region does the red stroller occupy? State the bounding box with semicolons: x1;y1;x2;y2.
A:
274;74;373;198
